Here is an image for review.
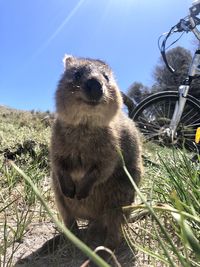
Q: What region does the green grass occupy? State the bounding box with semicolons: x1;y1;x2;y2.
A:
122;145;200;266
0;106;199;267
0;107;53;266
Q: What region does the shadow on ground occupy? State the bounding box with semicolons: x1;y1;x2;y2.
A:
14;226;136;267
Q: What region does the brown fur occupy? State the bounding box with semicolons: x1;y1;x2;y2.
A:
51;55;143;251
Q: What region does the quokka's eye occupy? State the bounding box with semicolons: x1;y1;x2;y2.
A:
74;70;83;80
103;73;109;82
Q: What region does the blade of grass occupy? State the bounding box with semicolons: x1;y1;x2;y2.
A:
122;204;200;224
153;222;177;267
0;197;20;213
122;224;169;266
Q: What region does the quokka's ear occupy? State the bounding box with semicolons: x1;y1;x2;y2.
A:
62;54;75;69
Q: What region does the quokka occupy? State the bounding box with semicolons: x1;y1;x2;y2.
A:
51;55;143;252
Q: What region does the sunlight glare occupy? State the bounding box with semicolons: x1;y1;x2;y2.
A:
33;0;85;57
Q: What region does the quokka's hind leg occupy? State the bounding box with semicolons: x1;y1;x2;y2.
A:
104;210;123;251
86;219;107;246
88;218;122;267
53;176;78;232
56;197;78;231
88;218;107;235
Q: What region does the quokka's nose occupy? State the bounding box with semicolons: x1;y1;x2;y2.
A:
84;78;103;101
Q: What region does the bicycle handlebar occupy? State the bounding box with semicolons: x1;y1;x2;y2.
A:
159;2;200;74
190;1;200;16
176;18;194;32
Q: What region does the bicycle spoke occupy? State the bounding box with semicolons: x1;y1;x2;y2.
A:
137;117;161;129
167;100;173;119
183;122;200;128
181;110;199;125
181;107;196;121
182;133;196;137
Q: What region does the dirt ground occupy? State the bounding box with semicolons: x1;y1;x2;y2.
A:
7;221;139;267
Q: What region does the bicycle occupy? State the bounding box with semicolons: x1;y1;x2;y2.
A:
129;1;200;151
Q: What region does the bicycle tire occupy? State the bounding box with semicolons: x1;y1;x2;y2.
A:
131;91;200;151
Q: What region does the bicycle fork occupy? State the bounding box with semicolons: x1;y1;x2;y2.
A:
168;44;200;143
168;84;190;143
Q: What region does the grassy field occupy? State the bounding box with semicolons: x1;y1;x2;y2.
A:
0;105;199;267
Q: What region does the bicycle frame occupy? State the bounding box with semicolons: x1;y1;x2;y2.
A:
168;15;200;142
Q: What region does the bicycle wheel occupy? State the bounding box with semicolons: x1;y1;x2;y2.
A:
131;91;200;151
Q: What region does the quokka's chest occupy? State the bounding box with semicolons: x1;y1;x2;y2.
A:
53;122;120;165
63;127;117;155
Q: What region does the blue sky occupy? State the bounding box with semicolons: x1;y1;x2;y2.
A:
0;0;194;111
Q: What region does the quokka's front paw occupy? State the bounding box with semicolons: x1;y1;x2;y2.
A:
76;186;90;200
75;175;96;200
59;178;76;199
63;186;76;199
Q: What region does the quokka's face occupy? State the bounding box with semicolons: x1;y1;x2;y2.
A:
56;55;123;126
